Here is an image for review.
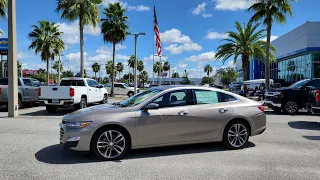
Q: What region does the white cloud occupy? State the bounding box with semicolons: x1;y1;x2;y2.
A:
180;62;217;78
226;60;235;68
0;28;4;37
164;43;202;54
96;44;126;54
192;2;206;15
17;52;32;59
57;21;101;44
160;29;193;44
102;0;150;11
178;61;187;68
88;53;130;63
67;52;88;61
214;0;254;11
261;35;278;42
205;31;228;39
185;51;216;62
202;13;213;18
143;54;168;62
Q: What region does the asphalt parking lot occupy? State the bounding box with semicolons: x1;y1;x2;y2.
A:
0;102;319;180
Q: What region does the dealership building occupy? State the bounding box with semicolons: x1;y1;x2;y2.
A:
237;21;320;83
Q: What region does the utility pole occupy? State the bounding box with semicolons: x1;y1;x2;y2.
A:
8;0;18;117
127;32;146;95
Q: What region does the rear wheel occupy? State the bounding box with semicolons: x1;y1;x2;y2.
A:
75;97;87;110
91;126;130;161
283;100;299;115
223;121;249;150
18;97;23;109
46;106;57;113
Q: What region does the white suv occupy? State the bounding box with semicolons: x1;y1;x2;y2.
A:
105;82;138;97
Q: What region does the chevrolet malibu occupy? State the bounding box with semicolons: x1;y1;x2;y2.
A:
60;86;266;160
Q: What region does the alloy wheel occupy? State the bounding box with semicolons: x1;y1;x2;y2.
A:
97;130;126;159
285;101;298;114
80;99;87;109
227;123;248;148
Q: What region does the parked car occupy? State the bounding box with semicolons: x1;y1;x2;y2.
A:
0;77;41;108
264;78;320;114
39;77;108;113
60;85;266;160
104;82;138;97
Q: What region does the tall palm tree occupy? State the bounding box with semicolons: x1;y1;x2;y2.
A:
101;2;129;97
140;70;148;88
247;0;295;89
204;64;213;83
137;60;144;73
56;0;100;78
153;61;162;84
0;0;7;35
91;62;100;79
215;21;276;81
163;61;170;84
28;20;65;85
106;60;117;80
116;62;124;80
128;54;135;75
53;60;64;74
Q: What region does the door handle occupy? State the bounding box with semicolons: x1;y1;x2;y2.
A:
178;110;189;116
219;108;228;113
25;88;28;90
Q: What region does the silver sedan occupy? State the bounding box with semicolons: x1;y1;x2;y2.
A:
60;86;266;160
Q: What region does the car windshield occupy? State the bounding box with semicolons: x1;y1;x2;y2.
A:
123;84;129;88
119;88;162;107
289;79;310;88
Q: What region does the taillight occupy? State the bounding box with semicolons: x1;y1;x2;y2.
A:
38;88;41;96
70;88;74;97
0;88;2;95
258;105;265;112
316;90;320;102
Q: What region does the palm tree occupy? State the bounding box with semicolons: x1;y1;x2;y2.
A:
56;0;100;78
172;72;179;78
106;60;117;80
204;64;213;83
0;0;7;35
215;21;276;81
163;61;170;84
53;60;64;74
140;70;148;88
101;2;129;97
153;61;162;84
116;62;124;80
128;54;135;76
28;20;65;85
247;0;295;89
91;62;100;79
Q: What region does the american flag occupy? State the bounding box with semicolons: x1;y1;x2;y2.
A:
154;5;161;56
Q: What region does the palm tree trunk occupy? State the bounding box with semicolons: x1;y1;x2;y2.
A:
111;43;116;97
265;20;272;90
95;72;96;79
46;59;50;85
79;12;85;78
242;56;249;81
119;72;120;80
208;73;210;83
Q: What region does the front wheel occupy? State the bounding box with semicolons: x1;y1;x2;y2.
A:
223;121;249;150
75;97;87;110
283;100;299;115
100;94;108;104
128;91;134;97
91;126;130;161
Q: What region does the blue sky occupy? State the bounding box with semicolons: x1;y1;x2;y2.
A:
0;0;319;78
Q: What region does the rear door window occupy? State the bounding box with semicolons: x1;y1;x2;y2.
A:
23;79;32;86
60;80;85;86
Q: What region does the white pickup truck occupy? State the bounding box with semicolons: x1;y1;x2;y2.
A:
39;78;108;113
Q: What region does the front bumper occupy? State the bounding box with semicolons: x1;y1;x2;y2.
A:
263;95;282;108
59;122;93;151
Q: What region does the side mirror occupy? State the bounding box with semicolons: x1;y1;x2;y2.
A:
305;86;315;90
97;84;103;88
143;103;159;111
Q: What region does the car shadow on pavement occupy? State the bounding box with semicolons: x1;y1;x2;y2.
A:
35;142;255;164
264;111;317;116
303;136;320;141
288;121;320;131
21;108;75;116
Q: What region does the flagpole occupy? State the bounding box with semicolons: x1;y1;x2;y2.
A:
152;4;155;85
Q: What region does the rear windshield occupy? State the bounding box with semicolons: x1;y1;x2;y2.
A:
60;80;85;86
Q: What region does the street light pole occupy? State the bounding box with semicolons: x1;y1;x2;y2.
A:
8;0;18;117
127;32;146;95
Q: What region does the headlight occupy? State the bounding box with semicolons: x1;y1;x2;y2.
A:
65;121;92;129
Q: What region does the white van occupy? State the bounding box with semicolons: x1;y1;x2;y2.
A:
241;79;274;91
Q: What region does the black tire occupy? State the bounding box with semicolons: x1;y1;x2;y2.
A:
46;106;57;113
18;97;23;109
223;120;250;150
283;100;299;115
127;91;134;97
75;97;87;110
91;126;130;161
100;94;108;104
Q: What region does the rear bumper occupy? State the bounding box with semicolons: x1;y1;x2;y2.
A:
40;99;75;106
250;113;267;136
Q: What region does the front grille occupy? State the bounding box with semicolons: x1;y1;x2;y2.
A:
60;128;64;140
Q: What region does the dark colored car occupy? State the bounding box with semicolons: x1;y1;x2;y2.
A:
264;78;320;114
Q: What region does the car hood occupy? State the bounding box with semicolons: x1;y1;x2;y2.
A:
63;104;123;121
